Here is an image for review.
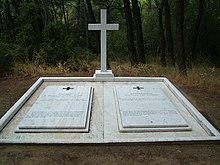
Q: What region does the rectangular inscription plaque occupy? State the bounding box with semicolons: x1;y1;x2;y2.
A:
114;85;190;131
17;86;93;132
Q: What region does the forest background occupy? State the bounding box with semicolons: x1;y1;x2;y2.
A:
0;0;219;76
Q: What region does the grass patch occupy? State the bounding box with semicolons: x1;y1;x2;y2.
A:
10;60;220;93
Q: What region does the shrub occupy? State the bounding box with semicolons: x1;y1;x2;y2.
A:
40;22;67;65
0;41;15;75
67;46;96;71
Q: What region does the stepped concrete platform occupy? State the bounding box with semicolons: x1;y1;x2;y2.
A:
0;77;219;144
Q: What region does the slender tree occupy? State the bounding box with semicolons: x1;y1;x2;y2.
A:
76;0;80;25
11;0;21;15
188;0;205;68
219;0;220;10
123;0;138;65
50;0;58;22
163;0;175;66
156;0;166;67
83;0;89;48
85;0;100;51
131;0;146;64
147;0;152;12
61;0;68;34
5;0;14;38
34;0;44;35
41;0;52;26
0;12;2;32
176;0;187;75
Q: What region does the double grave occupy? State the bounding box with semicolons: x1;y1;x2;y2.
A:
0;9;219;143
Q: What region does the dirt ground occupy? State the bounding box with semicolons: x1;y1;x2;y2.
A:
0;75;219;165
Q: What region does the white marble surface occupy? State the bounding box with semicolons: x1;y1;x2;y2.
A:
93;70;114;81
94;70;114;77
88;9;119;72
114;85;190;132
17;86;93;132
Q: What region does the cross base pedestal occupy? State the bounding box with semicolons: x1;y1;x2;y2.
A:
93;70;114;81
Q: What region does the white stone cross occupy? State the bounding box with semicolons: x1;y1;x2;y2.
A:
88;9;119;72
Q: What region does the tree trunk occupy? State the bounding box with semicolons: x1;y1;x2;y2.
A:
219;0;220;11
50;0;58;22
83;1;89;48
188;0;205;68
176;0;187;75
77;0;80;25
5;0;14;39
0;12;3;32
41;0;52;26
11;0;21;15
123;0;138;65
164;0;175;67
34;0;44;35
148;0;152;11
85;0;100;51
157;0;166;67
61;0;68;35
131;0;146;64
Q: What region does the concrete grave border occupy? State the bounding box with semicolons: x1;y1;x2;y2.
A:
0;77;219;143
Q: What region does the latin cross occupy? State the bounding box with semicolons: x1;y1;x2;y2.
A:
88;9;119;72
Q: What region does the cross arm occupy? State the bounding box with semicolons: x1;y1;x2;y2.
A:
88;24;102;30
106;24;119;30
88;24;119;31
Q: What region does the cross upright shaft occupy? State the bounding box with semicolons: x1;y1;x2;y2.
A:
88;9;119;72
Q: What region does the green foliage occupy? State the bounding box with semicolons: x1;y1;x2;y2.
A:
108;29;127;60
181;0;220;66
197;2;220;67
39;22;67;65
70;46;96;62
0;41;15;74
15;24;37;61
67;46;96;71
142;10;159;57
0;0;220;75
14;2;43;61
66;24;88;50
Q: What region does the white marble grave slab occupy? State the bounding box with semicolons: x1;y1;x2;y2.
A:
17;86;93;132
114;85;191;132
